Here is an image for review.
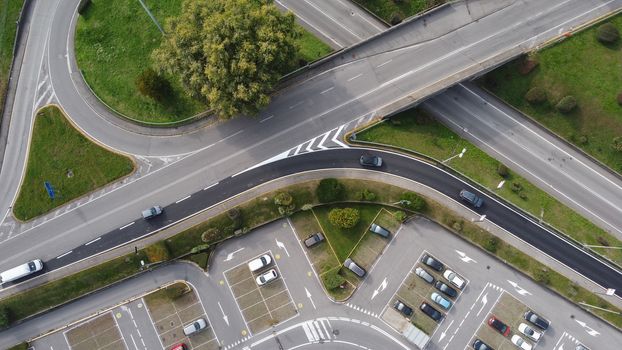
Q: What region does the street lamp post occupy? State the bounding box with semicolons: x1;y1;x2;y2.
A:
442;148;467;163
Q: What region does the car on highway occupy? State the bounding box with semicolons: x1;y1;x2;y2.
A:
421;253;444;271
369;223;390;238
170;344;187;350
414;267;434;284
459;189;484;208
256;269;279;286
524;310;549;330
518;323;542;342
359;154;383;167
304;232;325;248
0;259;44;285
443;269;465;289
434;281;457;298
248;254;272;272
472;339;494;350
142;205;163;219
488;316;510;337
183;318;207;336
420;302;443;321
511;335;532;350
344;258;366;277
393;300;413;317
430;292;452;310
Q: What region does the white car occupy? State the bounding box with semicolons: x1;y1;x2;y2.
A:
256;269;279;286
183;318;207;336
443;269;465;290
511;335;533;350
248;254;272;272
518;323;542;341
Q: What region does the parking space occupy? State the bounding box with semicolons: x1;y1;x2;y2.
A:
144;283;218;350
223;251;297;335
381;251;467;336
64;312;125;350
469;292;548;350
349;209;400;271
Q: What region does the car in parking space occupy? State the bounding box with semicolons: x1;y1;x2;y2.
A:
142;205;163;219
369;223;390;238
304;232;325;248
393;300;413;317
575;344;590;350
430;292;452;310
511;335;533;350
414;267;434;284
420;302;443;321
434;281;457;298
443;269;465;289
360;154;383;167
421;253;444;271
488;316;510;337
183;318;207;336
518;323;542;341
459;189;484;208
248;254;272;272
170;344;187;350
472;339;494;350
524;310;550;330
256;269;279;286
344;258;366;277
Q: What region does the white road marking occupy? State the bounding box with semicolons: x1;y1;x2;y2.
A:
455;250;477;263
85;237;101;246
274;0;343;47
438;319;454;341
275;238;290;257
305;287;317;309
56;250;72;259
289;101;304;110
317;132;330;150
218;302;230;326
371;277;388;300
259;115;274;123
575;319;600;336
376;59;393;68
476;293;488;317
204;182;219;190
320;86;335;94
507;280;532;296
302;0;362;40
119;222;135;230
331;124;349;148
176;195;191;203
347;73;363;82
224;248;245;262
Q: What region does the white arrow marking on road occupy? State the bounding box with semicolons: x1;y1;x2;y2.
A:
575;319;600;336
455;250;477;263
224;248;245;262
439;319;454;342
371;278;388;300
476;293;489;317
305;287;317;310
218;302;229;326
276;239;290;257
507;280;532;296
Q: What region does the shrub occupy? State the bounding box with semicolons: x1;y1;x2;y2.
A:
556;95;577;114
78;0;92;15
597;23;620;43
227;208;243;229
7;343;28;350
301;204;313;211
144;242;171;263
328;208;360;229
483;236;500;253
534;268;551;285
577;135;588;145
596;236;610;247
519;192;528;200
274;192;293;206
390;12;403;25
524;86;546;104
316;179;344;203
511;182;522;193
497;163;509;178
322;270;345;290
617;92;622;106
611;136;622;152
394;211;407;222
452;220;463;232
359;189;377;201
0;306;9;328
518;58;539;75
399;192;427;212
135;68;171;101
201;228;221;243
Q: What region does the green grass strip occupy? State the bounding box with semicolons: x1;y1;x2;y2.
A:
0;0;25;119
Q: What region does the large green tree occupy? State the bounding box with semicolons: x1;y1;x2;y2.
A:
153;0;299;118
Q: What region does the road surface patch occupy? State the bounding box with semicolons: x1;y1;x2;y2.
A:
64;312;125;350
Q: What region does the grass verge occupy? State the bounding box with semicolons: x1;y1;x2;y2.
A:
75;0;332;123
352;0;445;24
13;106;135;221
0;0;24;122
355;109;622;265
481;14;622;173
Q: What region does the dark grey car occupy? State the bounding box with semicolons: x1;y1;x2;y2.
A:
524;310;549;330
420;302;443;321
369;223;390;238
304;232;325;248
459;189;484;208
344;258;366;277
421;253;444;271
434;281;458;298
360;154;383;167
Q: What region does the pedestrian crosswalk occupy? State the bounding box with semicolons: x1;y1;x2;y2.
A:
301;319;334;342
345;303;380;318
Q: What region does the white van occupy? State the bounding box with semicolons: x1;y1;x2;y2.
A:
0;259;43;285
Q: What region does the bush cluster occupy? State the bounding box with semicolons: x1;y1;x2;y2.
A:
144;242;171;263
328;208;360;229
497;163;509;178
399;192;427;212
0;306;9;328
274;192;295;216
135;68;172;102
597;22;620;44
611;136;622;153
390;12;403;25
524;86;546;104
316;179;344;203
322;270;345;290
483;236;501;253
556;95;577;114
617;92;622;106
358;189;377;201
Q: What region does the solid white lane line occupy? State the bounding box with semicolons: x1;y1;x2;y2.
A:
176;195;191;203
302;0;362;40
347;73;362;82
85;237;101;246
204;182;219;190
289;101;304;109
259;115;274;123
320;86;335;94
56;250;72;259
376;59;392;68
274;0;343;47
120;222;135;230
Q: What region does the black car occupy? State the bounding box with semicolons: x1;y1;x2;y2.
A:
421;253;444;271
393;300;413;317
473;339;494;350
360;154;383;167
524;310;550;330
420;302;443;321
434;281;457;298
459;189;484;208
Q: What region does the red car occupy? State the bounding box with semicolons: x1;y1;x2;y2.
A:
170;344;187;350
488;315;510;337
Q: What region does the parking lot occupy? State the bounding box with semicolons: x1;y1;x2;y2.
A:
144;283;218;350
382;251;467;335
470;292;547;350
64;312;125;350
223;251;297;335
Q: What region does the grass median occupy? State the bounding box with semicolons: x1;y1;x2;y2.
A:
75;0;332;124
355;108;622;265
481;13;622;173
13;106;134;221
0;0;24;121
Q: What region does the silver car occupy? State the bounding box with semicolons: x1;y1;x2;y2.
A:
415;267;434;284
344;258;366;277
